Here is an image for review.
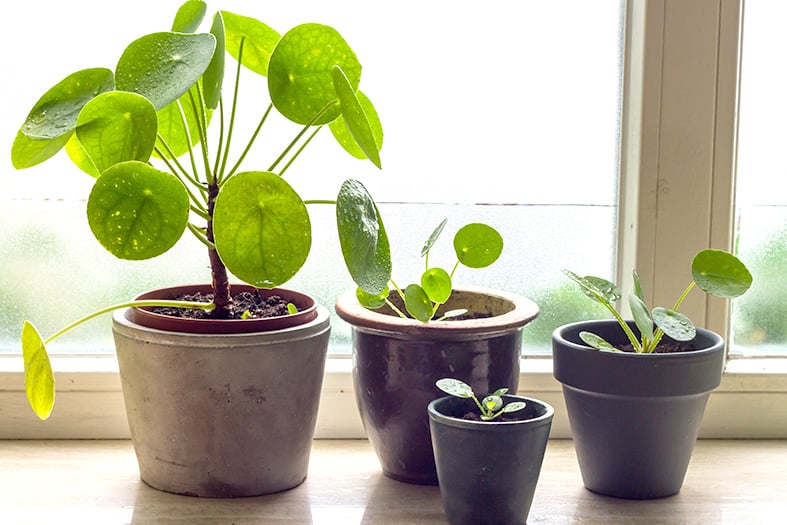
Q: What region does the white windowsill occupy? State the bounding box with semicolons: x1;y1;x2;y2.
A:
1;354;786;439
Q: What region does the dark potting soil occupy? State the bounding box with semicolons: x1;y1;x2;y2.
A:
460;411;525;423
619;339;701;354
151;290;292;320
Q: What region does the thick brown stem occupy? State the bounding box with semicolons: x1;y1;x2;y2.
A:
206;182;231;318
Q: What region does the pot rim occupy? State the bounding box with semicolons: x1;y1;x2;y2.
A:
334;286;539;339
428;394;555;431
122;284;322;335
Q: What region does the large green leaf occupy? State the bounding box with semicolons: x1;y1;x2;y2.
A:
268;23;361;125
691;249;753;299
336;179;391;296
75;91;158;174
171;0;206;32
453;223;503;268
20;68;114;140
21;321;55;421
421;267;452;304
436;378;474;399
203;11;226;109
213;171;311;288
115;32;216;110
330;67;381;168
11;130;73;169
65;133;100;177
329;90;383;162
653;307;696;342
221;11;280;76
87;161;190;260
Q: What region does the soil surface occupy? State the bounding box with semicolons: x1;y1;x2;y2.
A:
151;290;292;320
460;411;526;423
619;340;701;354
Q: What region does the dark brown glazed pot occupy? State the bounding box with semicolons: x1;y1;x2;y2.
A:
552;319;724;499
113;284;330;497
335;287;539;485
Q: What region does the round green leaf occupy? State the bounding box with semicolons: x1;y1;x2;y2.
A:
75;91;158;174
171;0;207;32
453;223;503;268
404;284;434;322
356;286;388;309
268;23;361;125
421;267;452;304
336;179;391;296
691;249;753;299
502;401;526;414
116;32;216;110
65;133;100;177
436;378;474;398
482;395;504;413
653;307;696;342
221;11;280;76
213;171;311;288
21;68;114;140
579;331;619;352
329;90;383;161
629;294;654;342
22;321;55;421
87;161;190;260
11;129;73;170
330;68;381;168
564;270;622;306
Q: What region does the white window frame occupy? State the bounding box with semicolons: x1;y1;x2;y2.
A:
1;0;785;439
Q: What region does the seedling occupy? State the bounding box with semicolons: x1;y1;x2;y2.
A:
336;180;503;322
563;249;753;353
436;378;525;421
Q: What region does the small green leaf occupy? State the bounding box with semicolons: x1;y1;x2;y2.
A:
171;0;207;32
629;294;654;342
502;401;526;414
436;378;474;398
482;395;504;414
653;307;696;342
75;91;158;173
453;223;503;269
331;66;381;168
633;269;646;302
404;284;434;322
116;32;216;110
438;308;467;320
221;11;280;76
691;249;753;299
421;267;452;304
203;11;226;110
21;321;55;421
564;270;621;307
87;161;190;260
213;171;311;288
329;90;384;161
356;286;388;309
336;179;392;296
20;68;114;140
492;387;509;396
421;219;448;257
268;23;360;125
287;303;298;315
579;331;620;352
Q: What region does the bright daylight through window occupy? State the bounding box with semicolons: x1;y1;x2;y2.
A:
0;0;622;357
731;0;787;357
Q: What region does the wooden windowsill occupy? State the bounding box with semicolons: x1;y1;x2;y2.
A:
0;439;785;524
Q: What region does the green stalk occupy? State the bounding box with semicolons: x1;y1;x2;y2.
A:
186;89;214;185
226;103;274;178
278;125;320;177
646;281;698;353
44;300;214;345
218;36;246;182
268;101;338;173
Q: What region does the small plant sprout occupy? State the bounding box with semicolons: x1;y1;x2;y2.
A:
435;378;526;421
563;248;753;354
336;180;503;322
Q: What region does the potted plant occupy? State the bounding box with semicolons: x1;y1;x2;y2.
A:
428;378;553;525
553;249;753;499
333;180;540;484
12;0;383;497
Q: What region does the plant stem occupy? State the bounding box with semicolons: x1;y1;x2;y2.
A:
278;125;321;177
226;103;273;178
268;101;337;173
383;298;408;319
206;180;231;318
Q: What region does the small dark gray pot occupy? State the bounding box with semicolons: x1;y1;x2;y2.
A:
552;319;724;499
428;395;554;525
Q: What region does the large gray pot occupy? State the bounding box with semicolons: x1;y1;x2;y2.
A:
335;287;539;485
552;319;724;499
112;285;330;497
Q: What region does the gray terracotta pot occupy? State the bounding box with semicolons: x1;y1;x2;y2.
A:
552;319;724;499
335;287;539;485
428;394;553;525
112;285;330;497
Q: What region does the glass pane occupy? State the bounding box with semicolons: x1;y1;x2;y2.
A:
0;0;622;355
732;1;787;356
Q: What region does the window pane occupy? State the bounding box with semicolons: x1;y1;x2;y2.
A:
732;1;787;356
0;0;622;355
